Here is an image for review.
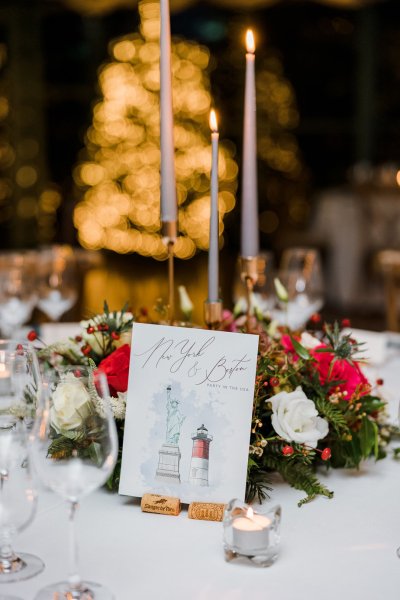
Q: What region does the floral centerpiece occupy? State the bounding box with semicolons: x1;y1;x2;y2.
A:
31;301;397;506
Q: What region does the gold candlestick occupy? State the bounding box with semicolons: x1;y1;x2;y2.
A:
240;256;258;332
204;300;223;330
162;221;177;325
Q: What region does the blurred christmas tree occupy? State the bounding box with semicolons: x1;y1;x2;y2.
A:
73;0;238;260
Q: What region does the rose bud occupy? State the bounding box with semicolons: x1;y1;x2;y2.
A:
27;330;37;342
82;344;92;356
282;445;294;456
269;376;279;387
111;331;120;340
87;326;95;334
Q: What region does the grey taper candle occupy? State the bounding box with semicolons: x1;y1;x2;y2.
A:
240;30;259;258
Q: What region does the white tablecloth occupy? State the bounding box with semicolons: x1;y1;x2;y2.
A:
5;344;400;600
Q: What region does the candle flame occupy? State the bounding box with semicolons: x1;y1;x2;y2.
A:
209;109;218;133
246;30;255;54
246;506;254;519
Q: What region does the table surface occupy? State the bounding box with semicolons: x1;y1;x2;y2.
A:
5;335;400;600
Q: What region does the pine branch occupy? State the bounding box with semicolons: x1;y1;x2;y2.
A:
263;455;333;506
314;394;349;435
246;466;273;503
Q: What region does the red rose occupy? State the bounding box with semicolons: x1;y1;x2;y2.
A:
98;344;131;396
311;344;369;399
280;334;300;362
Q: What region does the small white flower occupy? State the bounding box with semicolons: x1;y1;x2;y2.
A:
97;391;127;420
300;332;321;350
274;277;289;303
178;286;193;319
270;386;328;448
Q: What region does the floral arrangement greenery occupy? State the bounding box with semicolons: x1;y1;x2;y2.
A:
31;301;397;506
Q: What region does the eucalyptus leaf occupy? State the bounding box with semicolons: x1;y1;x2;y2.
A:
290;336;311;360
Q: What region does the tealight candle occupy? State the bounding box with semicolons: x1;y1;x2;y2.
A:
232;507;271;553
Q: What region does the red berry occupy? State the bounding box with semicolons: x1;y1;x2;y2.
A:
310;313;321;324
111;331;120;340
341;318;351;328
87;326;95;334
75;335;82;342
270;377;279;387
282;445;294;456
97;323;109;332
376;378;384;386
321;447;331;461
140;307;148;317
27;330;37;342
82;344;92;356
263;381;268;387
16;343;24;355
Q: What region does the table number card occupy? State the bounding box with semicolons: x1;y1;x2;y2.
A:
119;323;259;504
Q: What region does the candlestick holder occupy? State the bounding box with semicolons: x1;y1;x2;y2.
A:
223;499;281;567
204;300;223;329
161;221;178;325
240;256;258;331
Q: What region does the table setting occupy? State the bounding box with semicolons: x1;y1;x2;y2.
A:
1;0;400;599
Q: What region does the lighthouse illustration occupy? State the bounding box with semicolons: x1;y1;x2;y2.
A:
189;424;213;486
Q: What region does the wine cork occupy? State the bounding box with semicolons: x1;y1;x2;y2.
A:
188;502;226;522
141;494;180;516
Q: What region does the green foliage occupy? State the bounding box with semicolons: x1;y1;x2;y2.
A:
314;394;348;435
246;461;272;503
263;453;333;507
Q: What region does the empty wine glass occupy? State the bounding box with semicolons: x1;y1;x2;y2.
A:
0;253;38;338
272;247;324;329
37;246;78;322
0;341;44;584
0;427;43;584
30;366;118;599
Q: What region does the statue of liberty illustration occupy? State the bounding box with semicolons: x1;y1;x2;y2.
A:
155;385;185;483
165;386;185;444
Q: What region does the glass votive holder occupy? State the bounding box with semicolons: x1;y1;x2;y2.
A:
223;499;281;567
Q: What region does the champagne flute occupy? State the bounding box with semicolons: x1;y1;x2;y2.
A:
30;366;118;599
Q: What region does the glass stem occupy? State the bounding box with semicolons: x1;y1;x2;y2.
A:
68;500;82;592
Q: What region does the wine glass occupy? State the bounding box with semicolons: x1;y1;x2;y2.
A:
0;341;44;584
273;247;324;329
30;366;118;599
36;246;78;322
0;427;43;585
0;253;38;338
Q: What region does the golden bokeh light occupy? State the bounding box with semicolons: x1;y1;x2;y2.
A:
74;0;237;259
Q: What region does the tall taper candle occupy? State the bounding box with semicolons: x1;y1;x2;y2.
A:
208;109;219;302
160;0;177;224
241;30;259;258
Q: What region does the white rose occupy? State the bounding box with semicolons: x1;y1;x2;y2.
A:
51;373;92;432
270;386;328;448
